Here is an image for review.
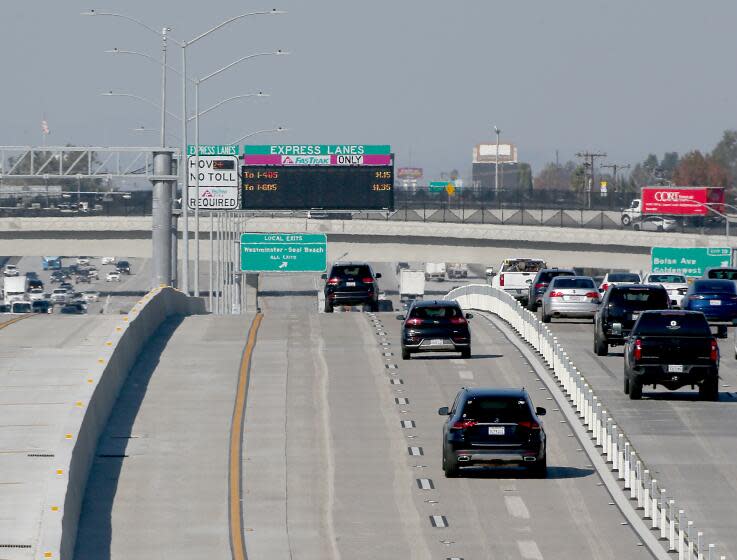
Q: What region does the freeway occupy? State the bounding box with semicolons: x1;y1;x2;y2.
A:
0;312;119;560
541;314;737;554
71;269;656;560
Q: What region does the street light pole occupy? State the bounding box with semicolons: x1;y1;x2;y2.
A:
494;126;500;194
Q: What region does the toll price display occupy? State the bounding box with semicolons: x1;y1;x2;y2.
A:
241;165;394;210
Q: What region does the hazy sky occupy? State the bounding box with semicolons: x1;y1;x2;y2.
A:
2;1;736;181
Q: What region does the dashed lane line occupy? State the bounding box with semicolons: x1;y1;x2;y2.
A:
517;540;544;560
504;495;531;520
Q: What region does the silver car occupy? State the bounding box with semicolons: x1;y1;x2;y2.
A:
633;216;677;232
541;276;600;323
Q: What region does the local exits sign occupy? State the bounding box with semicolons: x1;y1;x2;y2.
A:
187;154;240;210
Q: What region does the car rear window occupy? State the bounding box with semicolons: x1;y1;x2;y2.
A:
550;277;596;289
610;287;669;309
410;305;462;319
460;396;531;422
538;270;574;283
634;313;711;336
647;274;686;283
693;280;737;294
705;269;737;280
608;273;640;282
331;265;371;278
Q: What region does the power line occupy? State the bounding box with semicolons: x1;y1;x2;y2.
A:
576;151;607;208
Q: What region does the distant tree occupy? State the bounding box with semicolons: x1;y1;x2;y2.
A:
673;151;710;185
629;163;651;188
533;161;576;190
570;164;586;191
518;163;533;192
710;129;737;185
660;152;680;180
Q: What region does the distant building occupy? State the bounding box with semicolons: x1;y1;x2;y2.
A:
471;143;522;191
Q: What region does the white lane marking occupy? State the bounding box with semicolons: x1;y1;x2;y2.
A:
400;420;416;428
385;363;398;369
390;378;403;385
395;397;409;405
458;370;474;380
504;495;530;519
449;359;467;365
517;540;543;560
408;446;424;456
416;478;434;490
430;515;448;528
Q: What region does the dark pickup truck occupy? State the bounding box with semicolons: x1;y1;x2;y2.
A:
623;310;719;401
594;284;670;356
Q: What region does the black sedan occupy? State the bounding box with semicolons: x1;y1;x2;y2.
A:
398;299;472;359
439;387;547;477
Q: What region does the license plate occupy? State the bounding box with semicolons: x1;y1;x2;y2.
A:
430;339;444;346
346;281;356;287
488;426;505;435
566;296;584;302
710;300;722;306
668;364;684;373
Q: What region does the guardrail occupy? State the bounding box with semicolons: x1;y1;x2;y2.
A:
37;287;206;560
446;283;725;560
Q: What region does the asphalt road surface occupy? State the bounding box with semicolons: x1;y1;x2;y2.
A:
542;313;737;555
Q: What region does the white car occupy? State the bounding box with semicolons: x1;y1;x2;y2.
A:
106;271;121;282
3;264;19;277
644;273;689;307
598;272;641;293
633;216;677;232
82;291;100;302
86;267;99;279
101;257;116;265
50;288;70;305
28;288;46;301
76;256;91;265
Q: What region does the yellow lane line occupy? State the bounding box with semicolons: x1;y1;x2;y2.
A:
229;313;263;560
0;314;33;331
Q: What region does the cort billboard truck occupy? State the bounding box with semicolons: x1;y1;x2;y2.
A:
621;186;725;226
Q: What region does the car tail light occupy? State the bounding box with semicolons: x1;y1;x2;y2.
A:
710;339;719;362
534;283;547;289
517;420;541;430
452;420;477;430
585;291;600;300
688;295;704;300
449;316;467;325
549;291;563;298
327;277;340;285
362;277;374;284
600;283;609;292
406;317;423;326
499;273;505;287
633;338;642;361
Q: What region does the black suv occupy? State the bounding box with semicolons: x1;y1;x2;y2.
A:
398;300;472;359
594;284;669;356
438;387;547;477
623;310;719;400
322;262;381;312
527;268;576;311
116;260;131;274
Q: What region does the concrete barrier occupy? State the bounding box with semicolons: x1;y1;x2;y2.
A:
37;287;206;559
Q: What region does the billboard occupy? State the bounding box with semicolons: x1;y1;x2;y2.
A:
641;186;725;216
474;143;518;163
397;167;423;180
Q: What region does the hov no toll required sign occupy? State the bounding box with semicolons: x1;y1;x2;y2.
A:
187;155;240;210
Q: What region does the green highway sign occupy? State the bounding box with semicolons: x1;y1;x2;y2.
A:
429;181;452;192
243;144;391;155
651;247;732;277
187;144;239;156
241;232;327;272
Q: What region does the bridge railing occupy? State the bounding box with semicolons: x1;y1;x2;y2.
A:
446;283;719;560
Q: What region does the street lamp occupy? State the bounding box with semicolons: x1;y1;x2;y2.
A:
101;91;180;122
192;50;288;297
229;126;288;145
494;125;501;193
84;8;286;296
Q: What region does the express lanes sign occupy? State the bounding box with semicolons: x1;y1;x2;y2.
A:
187;155;239;210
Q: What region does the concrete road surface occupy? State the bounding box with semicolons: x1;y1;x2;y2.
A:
543;314;737;556
0;313;119;560
243;282;654;559
74;314;253;560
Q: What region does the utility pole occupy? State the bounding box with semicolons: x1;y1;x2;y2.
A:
576;151;607;209
494;126;501;193
600;163;630;191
